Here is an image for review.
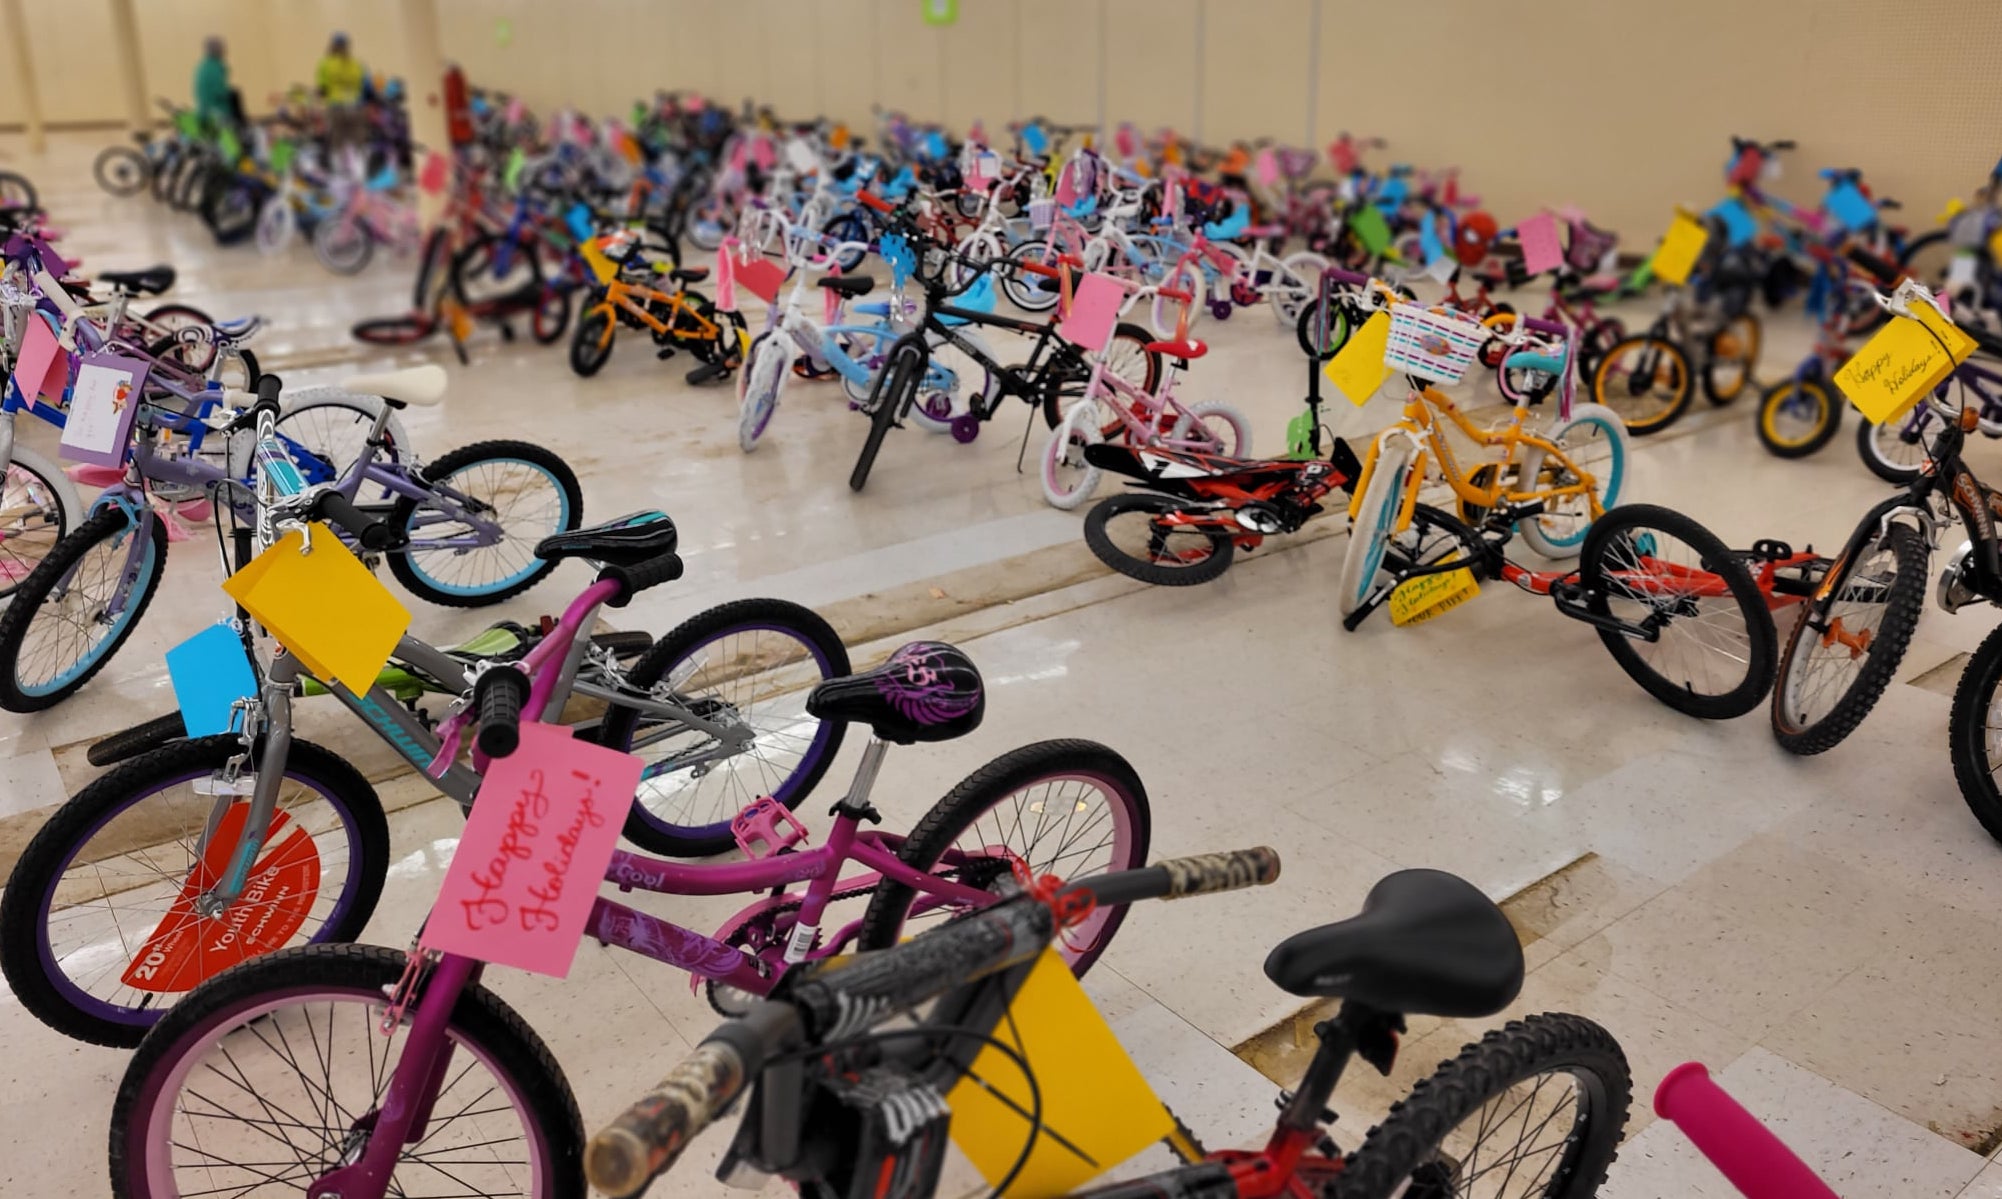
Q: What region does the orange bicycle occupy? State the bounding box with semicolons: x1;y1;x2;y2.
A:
569;230;747;383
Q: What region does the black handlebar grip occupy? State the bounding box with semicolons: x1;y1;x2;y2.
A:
474;668;531;758
313;490;403;552
600;553;685;608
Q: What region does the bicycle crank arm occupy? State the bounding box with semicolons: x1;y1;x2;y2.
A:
1547;581;1663;642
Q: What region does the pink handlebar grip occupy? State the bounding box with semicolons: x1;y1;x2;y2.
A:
1654;1063;1840;1199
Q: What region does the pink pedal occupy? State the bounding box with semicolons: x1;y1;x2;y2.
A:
731;796;809;859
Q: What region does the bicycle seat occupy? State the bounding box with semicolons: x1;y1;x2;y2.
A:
1146;337;1208;361
817;274;876;297
534;510;680;566
669;266;709;283
101;264;176;295
805;641;984;745
1262;869;1524;1019
343;364;446;407
1502;347;1566;375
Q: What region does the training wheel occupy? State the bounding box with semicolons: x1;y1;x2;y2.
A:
949;414;982;443
1209;300;1234;321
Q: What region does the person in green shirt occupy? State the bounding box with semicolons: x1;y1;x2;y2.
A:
192;37;233;134
316;32;364;106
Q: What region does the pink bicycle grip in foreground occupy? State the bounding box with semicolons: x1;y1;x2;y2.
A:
1654;1062;1841;1199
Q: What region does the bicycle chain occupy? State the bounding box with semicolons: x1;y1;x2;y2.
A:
705;881;879;1016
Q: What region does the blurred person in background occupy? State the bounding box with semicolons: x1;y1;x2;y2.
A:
316;31;365;149
192;37;239;137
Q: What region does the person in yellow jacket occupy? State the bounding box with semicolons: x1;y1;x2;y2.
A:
316;32;366;147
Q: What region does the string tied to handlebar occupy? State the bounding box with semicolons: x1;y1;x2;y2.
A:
1008;855;1097;950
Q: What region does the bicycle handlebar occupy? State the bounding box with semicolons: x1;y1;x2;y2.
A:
473;667;531;758
1655;1063;1838;1199
1323;266;1370;287
584;847;1281;1199
312;490;401;552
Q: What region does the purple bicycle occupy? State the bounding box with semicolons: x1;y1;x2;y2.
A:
1856;351;2002;482
100;504;1149;1198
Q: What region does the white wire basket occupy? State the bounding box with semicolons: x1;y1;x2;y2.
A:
1383;304;1488;384
1028;198;1055;231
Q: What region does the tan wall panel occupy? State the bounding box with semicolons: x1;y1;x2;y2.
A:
136;1;278;116
813;0;878;132
21;0;120;123
1201;0;1308;145
875;0;944;124
1014;0;1101;128
1104;0;1196;138
941;0;1018;133
758;0;823;123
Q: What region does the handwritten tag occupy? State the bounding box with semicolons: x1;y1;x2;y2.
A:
1835;303;1975;425
165;623;257;737
1650;211;1709;287
222;524;411;692
1325;310;1393;406
420;723;640;977
1389;556;1481;626
1059;273;1123;352
1516;211;1563;276
947;948;1171;1196
58;351;148;466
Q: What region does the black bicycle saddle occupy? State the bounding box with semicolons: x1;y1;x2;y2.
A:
806;641;984;744
534;510;679;566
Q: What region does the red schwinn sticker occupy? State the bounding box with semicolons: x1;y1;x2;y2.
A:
120;805;321;993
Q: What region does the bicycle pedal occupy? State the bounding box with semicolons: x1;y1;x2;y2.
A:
731;796;810;858
497;322;515;343
685;363;729;386
655;345;678;360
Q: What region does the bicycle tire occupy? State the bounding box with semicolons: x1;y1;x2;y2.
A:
1771;520;1927;755
737;331;787;452
1756;378;1842;458
1514;403;1629;560
93;147;149;197
0;509;168;711
108;943;583;1198
598;597;850;857
386;440;582;607
351;314;437;345
1339;437;1418;616
1580;504;1776;719
857;739;1151;977
850;337;925;492
1701;312;1761;405
1084;492;1236;585
85;711;188;768
1;735;387;1046
413;226;452;311
1296;288;1355;361
0;442;82;600
569;297;617;376
1330;1013;1630;1199
1042;399;1104;510
1038;323;1164;428
1855;409;1929;484
1590;335;1692;435
313;212;375;274
1950;620;2002;845
532;284;573;344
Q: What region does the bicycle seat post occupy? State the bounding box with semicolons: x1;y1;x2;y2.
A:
831;737;889;822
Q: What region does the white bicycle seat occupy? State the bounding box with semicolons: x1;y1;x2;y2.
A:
343;364;447;406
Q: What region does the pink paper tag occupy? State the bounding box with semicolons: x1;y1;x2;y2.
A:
10;315;66;404
1517;211;1564;276
715;240;737;310
1330;139;1358;175
752;136;776;171
1058;273;1124;352
1115;126;1136;159
1055;163;1078;206
1255;148;1279;186
504;97;525;125
420;722;640;978
418;151;449;196
735;256;785;306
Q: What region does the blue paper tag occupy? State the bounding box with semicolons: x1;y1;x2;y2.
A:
1420;212;1446;264
1709;197;1758;247
1021;123;1048;156
1825;182;1878;233
165;623;257;737
924;130;947;160
1375;175;1407;207
566;203;595;243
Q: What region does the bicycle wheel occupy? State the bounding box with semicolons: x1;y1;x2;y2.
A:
255;395;410;496
1296;289;1354;361
94;146;150;196
253;195;295;253
1331;1013;1630;1199
1272;251;1326;326
312;212;375;274
1771;521;1927;754
142;303;219;376
109;943;583;1199
1173;400;1251;454
1001;241;1065;311
1084;492;1236;585
0;443;81;599
0;736;386;1047
351;313;436;346
1151;264;1207;340
1339;437;1418;616
1590;335;1692;434
850;338;925;492
1701;312;1761;405
385;441;582;607
201;178;263;245
413;225;453;311
0;509;167;711
1040;323;1163;427
569;297;616;376
737;331;788;453
1855;407;1932;484
0;168;40;209
599;598;849;857
1515;404;1628;560
857;739;1150;976
1756;378;1841;458
1900;228;1954;291
451;230;546;315
1578;505;1775;719
1041;399;1105;510
531;284;572;344
1949;621;2002;844
1575;317;1625;383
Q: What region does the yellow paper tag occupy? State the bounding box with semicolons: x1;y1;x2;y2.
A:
222;524;411;692
946;949;1172;1196
1388;555;1480;626
1650;211;1709;286
1325;310;1393;406
1834;302;1975;425
1939;196;1968;225
580;238;619;286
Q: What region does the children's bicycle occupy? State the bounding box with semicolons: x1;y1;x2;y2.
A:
569;230;745;384
582;858;1631;1199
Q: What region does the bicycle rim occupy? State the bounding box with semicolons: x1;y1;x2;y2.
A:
128;980;550;1197
397;458;571;598
28;772;369;1034
0;460;67;595
1591;521;1762;708
13;517;161;698
1780;541;1902;729
623;622;843;840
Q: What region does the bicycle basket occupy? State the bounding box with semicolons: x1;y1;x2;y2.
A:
1028;198;1055;230
1383;305;1487;384
1565;220;1618;274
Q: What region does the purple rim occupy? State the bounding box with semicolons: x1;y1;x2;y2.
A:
33;768;368;1033
619;621;841;841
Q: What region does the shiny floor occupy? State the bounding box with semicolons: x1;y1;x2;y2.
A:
4;133;2002;1196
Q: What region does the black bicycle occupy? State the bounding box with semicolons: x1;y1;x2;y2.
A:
847;214;1162;492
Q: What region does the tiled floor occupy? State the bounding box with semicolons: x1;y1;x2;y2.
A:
5;132;2002;1196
